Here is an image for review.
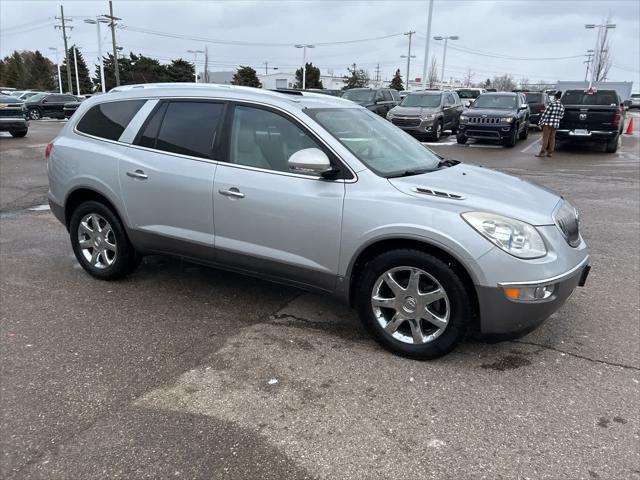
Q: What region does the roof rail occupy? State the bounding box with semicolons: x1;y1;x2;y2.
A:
270;88;304;96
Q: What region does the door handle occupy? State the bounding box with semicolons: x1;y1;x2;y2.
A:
218;188;245;199
126;169;148;180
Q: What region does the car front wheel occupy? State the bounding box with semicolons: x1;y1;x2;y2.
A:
28;108;42;120
356;249;471;360
69;201;140;280
9;129;27;138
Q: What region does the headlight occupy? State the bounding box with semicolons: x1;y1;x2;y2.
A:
461;212;547;259
387;112;394;119
500;117;514;123
460;115;468;122
421;113;435;120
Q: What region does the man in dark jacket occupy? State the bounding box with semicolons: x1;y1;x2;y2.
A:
536;91;565;158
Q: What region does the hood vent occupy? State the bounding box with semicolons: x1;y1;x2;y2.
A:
411;187;465;200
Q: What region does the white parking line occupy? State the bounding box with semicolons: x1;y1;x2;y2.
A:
521;138;541;153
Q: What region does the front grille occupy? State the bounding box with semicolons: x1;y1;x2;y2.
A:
391;117;421;127
467;116;500;124
0;109;24;118
554;201;580;247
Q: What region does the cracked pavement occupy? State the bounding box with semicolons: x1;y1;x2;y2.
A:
1;120;639;479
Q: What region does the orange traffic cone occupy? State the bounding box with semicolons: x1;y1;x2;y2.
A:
625;116;634;135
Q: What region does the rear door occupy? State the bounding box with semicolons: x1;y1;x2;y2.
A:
44;95;73;117
120;99;226;258
212;103;345;291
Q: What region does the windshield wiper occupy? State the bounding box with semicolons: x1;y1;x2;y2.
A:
387;168;434;178
437;158;460;168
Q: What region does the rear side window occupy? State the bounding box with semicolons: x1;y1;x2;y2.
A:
382;90;393;101
140;101;225;159
77;100;146;141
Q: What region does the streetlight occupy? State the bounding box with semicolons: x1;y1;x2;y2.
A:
48;47;62;93
400;54;416;90
433;35;459;89
294;44;315;90
73;45;82;96
187;49;205;83
585;23;615;86
84;17;109;93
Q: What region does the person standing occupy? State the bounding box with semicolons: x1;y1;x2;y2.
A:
536;91;565;157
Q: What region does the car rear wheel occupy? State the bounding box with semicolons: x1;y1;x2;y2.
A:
28;108;42;120
9;129;27;138
355;249;471;360
605;135;619;153
69;201;140;280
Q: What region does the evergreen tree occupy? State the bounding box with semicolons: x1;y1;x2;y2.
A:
231;66;261;87
389;68;403;91
342;64;369;90
294;63;323;89
61;45;93;94
23;50;55;90
128;53;166;84
165;58;195;82
1;52;27;88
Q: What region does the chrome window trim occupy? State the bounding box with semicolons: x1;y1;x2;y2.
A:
72;95;358;183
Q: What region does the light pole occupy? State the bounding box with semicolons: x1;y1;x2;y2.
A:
585;23;615;86
433;35;459;89
421;0;434;91
294;44;315;90
48;47;62;93
84;18;109;92
187;49;205;83
73;46;81;96
400;54;415;90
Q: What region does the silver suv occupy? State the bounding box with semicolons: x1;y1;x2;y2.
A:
46;84;590;359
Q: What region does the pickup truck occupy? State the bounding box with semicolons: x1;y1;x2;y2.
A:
0;94;28;137
557;89;626;153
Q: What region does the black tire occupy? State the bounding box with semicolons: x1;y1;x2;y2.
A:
355;249;471;360
456;133;467;144
69;200;140;280
605;135;619;153
28;108;42;120
431;120;443;141
9;129;27;138
504;126;517;147
519;123;529;140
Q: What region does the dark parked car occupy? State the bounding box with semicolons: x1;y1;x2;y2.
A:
456;92;530;147
386;90;463;140
341;88;400;116
524;92;551;127
0;94;29;137
557;89;626;153
25;93;78;120
64;100;82;118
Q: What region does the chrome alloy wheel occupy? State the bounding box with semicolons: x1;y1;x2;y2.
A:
371;266;450;345
77;213;117;269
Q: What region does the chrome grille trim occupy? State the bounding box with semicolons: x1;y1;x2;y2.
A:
467;117;500;124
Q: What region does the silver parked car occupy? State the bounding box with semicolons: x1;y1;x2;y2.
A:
46;83;590;359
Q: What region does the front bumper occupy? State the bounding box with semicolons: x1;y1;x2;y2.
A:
0;117;28;131
389;117;437;135
457;123;514;140
476;256;590;338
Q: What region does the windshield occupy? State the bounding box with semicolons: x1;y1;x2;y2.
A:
471;95;517;109
305;108;441;177
27;93;47;102
632;94;640;98
457;89;480;99
342;89;375;103
400;94;441;108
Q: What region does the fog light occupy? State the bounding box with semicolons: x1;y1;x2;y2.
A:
503;284;555;302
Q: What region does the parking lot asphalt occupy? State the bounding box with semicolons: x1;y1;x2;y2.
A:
1;117;639;479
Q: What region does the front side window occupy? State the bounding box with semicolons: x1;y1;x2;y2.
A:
306;108;441;177
150;101;225;159
400;94;441;108
77;100;146;141
471;95;517;109
229;105;319;174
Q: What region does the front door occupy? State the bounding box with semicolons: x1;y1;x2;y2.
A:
213;104;345;292
119;100;225;258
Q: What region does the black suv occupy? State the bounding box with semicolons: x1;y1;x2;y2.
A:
25;93;78;120
341;88;400;116
0;94;29;137
524;92;550;127
456;92;530;147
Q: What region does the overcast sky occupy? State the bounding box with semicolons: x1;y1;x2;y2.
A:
1;0;639;88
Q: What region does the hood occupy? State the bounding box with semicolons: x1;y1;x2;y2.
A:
465;108;516;117
0;96;23;105
390;106;439;117
388;164;561;225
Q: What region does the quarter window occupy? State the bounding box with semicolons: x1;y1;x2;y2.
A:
152;101;224;159
76;100;146;141
382;90;393;101
229;105;320;174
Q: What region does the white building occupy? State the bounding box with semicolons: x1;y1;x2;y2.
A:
258;72;347;90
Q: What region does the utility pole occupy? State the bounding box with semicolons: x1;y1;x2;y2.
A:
264;61;269;75
583;50;594;82
54;5;73;94
404;31;415;91
374;64;380;84
204;46;209;83
101;1;121;86
187;49;205;83
421;0;434;91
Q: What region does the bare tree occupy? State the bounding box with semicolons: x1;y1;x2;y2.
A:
519;77;530;89
427;56;438;88
492;74;516;91
463;68;475;87
592;15;613;81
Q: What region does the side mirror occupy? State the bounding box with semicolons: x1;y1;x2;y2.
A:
288;148;334;176
519;104;528;110
42;99;48;104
